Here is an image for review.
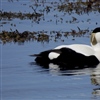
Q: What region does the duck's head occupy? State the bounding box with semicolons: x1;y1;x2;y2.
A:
91;27;100;50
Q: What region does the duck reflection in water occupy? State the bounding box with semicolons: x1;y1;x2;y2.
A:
90;63;100;96
29;61;100;96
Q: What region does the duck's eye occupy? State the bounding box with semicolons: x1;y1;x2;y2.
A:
91;33;97;45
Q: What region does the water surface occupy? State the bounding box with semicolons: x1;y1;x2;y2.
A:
1;0;100;100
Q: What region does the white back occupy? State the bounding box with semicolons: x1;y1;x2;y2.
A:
55;44;94;56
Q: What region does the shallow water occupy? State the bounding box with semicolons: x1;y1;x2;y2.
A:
1;0;100;100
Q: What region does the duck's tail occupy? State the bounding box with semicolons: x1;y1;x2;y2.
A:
29;54;40;57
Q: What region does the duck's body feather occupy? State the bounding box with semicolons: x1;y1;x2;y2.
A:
55;44;94;56
33;47;99;67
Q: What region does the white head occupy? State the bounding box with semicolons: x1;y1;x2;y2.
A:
90;27;100;51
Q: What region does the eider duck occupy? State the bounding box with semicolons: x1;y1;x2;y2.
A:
30;27;100;67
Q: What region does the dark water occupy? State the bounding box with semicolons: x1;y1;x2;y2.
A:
1;0;100;100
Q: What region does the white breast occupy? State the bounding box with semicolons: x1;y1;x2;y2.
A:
93;50;100;62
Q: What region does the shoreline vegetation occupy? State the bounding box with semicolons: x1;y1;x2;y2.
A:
0;0;100;44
